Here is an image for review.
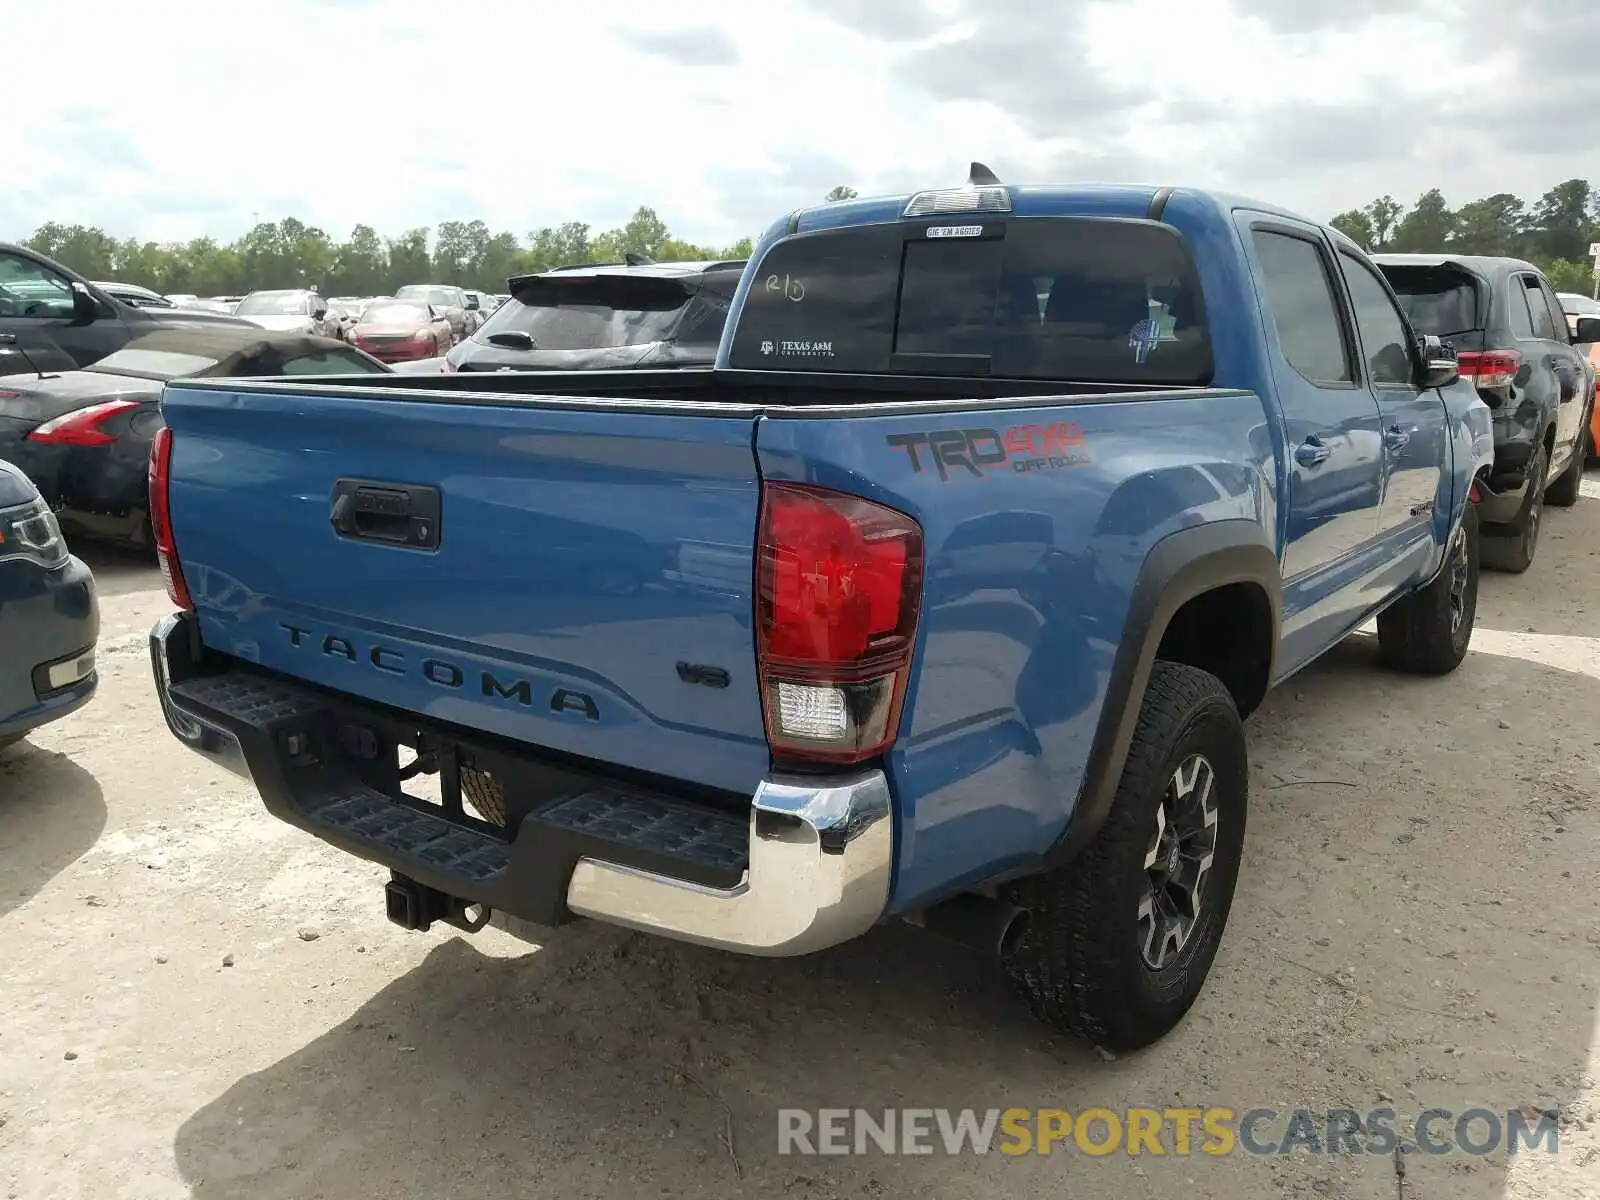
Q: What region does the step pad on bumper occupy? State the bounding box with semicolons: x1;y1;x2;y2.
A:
165;669;751;920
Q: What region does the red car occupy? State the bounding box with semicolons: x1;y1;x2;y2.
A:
347;300;455;363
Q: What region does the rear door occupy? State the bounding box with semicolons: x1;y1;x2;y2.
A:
1335;248;1446;591
1241;220;1385;639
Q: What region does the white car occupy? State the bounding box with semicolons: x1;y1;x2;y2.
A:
233;289;341;337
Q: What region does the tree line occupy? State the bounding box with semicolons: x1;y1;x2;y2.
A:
17;187;867;301
1330;178;1598;294
36;177;1593;303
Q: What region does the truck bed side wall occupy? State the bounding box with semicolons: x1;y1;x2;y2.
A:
756;388;1278;914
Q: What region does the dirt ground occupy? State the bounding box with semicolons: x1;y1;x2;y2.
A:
3;484;1599;1200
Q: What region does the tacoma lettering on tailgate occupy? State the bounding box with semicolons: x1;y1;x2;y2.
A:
279;623;600;720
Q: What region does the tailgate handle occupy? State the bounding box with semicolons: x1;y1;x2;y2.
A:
330;479;441;550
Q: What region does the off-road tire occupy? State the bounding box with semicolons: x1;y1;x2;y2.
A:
1546;422;1587;509
1000;661;1247;1053
460;767;507;826
1376;501;1479;674
1482;441;1546;574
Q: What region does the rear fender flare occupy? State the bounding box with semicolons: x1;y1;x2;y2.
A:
1045;519;1281;866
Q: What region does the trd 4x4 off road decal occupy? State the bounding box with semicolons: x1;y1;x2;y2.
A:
886;422;1091;481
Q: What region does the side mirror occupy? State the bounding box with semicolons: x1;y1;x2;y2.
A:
70;281;99;326
313;305;328;320
487;330;535;351
1417;334;1459;389
465;296;481;310
1573;316;1600;344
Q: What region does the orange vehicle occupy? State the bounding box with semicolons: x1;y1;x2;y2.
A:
1558;293;1600;458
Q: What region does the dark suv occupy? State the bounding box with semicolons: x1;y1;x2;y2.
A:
0;242;253;372
1374;253;1596;572
442;258;746;373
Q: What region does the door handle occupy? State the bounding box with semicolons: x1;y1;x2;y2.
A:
329;478;442;550
1295;436;1330;467
1384;425;1410;451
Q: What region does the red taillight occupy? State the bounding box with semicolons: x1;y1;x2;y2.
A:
755;483;923;767
27;399;141;446
1456;349;1522;389
147;426;192;612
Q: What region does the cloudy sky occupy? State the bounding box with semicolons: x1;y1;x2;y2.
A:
3;0;1585;248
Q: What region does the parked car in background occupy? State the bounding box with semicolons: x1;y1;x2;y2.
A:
183;299;240;316
164;293;201;308
346;299;456;364
439;258;745;374
1559;293;1600;459
1375;253;1593;572
95;281;175;309
0;327;390;552
0;457;98;755
321;299;359;340
330;296;375;322
233;289;342;338
394;284;470;341
1557;292;1600;333
0;242;257;372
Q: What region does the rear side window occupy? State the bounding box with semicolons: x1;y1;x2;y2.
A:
1338;252;1415;387
1379;265;1486;352
1506;280;1535;339
1533;279;1569;343
726;217;1211;384
1249;230;1351;385
1521;276;1557;341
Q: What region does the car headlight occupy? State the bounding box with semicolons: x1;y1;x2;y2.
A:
0;496;69;569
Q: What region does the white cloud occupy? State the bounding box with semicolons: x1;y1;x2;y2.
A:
0;0;1584;249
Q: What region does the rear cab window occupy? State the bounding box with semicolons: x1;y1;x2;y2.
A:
726;217;1212;384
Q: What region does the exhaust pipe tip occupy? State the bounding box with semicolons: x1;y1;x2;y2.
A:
912;892;1031;958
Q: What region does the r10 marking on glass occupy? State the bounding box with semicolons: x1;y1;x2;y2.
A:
926;225;984;239
766;273;805;301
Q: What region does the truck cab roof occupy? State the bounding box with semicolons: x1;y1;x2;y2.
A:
781;182;1319;237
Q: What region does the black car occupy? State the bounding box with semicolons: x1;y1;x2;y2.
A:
439;258;746;373
0;460;98;754
1374;253;1597;572
0;326;391;551
0;241;256;373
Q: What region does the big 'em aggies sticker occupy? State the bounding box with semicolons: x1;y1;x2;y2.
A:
886;422;1092;481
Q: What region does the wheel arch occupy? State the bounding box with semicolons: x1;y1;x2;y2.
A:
1043;519;1280;868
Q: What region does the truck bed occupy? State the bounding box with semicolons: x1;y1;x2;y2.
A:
158;370;1270;913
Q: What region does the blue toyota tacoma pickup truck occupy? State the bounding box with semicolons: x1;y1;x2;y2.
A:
147;172;1493;1051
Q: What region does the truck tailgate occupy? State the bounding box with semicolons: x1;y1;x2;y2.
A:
160;384;770;795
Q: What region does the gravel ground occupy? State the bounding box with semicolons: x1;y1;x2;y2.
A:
2;484;1598;1200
